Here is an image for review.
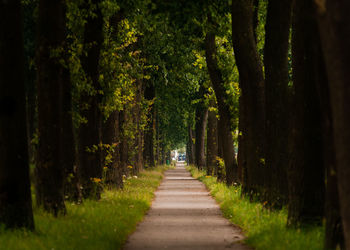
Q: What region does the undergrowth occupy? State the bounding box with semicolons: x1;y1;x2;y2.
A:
187;165;324;250
0;166;170;250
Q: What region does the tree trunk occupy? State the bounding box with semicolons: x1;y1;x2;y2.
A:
60;12;79;202
134;80;144;173
205;32;237;185
187;125;195;165
143;83;155;168
238;93;247;190
119;109;129;176
102;110;123;189
206;103;218;176
315;53;344;249
35;0;67;215
0;0;34;229
253;0;259;43
231;0;265;192
77;0;104;199
287;0;325;226
315;0;350;247
62;58;80;202
23;1;37;165
155;109;160;166
264;0;293;208
195;93;208;170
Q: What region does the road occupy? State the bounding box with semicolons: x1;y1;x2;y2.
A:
123;162;251;250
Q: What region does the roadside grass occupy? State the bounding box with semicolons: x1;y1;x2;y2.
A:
187;166;324;250
0;165;171;250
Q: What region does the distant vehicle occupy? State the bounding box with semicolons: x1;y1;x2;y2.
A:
177;154;186;161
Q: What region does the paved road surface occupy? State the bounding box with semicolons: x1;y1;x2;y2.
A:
123;162;251;250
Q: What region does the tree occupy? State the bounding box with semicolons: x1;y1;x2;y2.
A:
231;0;265;193
187;125;195;165
77;0;104;199
35;0;68;215
0;0;34;229
264;0;293;207
206;98;218;176
143;83;156;168
194;85;208;170
316;0;350;247
205;31;237;185
102;110;123;188
287;0;325;226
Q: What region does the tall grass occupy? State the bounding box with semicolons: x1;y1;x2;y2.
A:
187;166;324;250
0;166;170;250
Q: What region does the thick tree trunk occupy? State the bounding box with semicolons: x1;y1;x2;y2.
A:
205;32;237;185
238;94;247;190
62;62;80;202
315;0;350;247
35;0;67;215
287;0;325;226
134;81;144;173
253;0;259;42
60;17;79;201
316;60;344;248
119;109;129;176
264;0;293;208
102;110;123;189
187;125;195;165
77;0;104;199
23;1;37;165
310;17;344;247
155;110;160;166
231;0;265;193
0;0;34;229
206;104;218;176
143;84;156;168
195;95;208;170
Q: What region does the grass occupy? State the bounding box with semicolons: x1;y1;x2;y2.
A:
0;165;171;250
187;166;324;250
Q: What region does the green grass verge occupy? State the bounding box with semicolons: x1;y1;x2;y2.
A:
0;166;171;250
187;166;324;250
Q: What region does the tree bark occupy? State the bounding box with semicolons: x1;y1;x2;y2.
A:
315;0;350;247
187;125;195;165
102;110;123;189
61;6;79;202
119;109;129;176
195;90;208;170
62;57;80;202
205;32;237;185
23;1;37;165
253;0;259;43
77;0;104;199
237;97;246;184
264;0;293;208
315;53;344;249
231;0;265;193
35;0;67;215
287;0;325;226
0;0;34;229
206;103;218;176
133;80;145;173
143;83;156;168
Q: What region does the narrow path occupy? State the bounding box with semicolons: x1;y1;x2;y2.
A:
124;162;250;250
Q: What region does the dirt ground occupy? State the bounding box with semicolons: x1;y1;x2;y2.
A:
123;162;251;250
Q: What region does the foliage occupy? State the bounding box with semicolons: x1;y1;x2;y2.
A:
187;166;324;250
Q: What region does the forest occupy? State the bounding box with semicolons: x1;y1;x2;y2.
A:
1;0;350;249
